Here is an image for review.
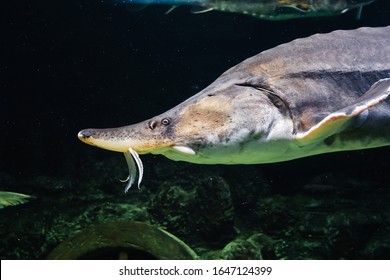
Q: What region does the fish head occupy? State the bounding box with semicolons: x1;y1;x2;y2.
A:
77;81;231;157
77;94;228;158
78;114;181;191
77;117;177;155
78;74;294;164
77;75;294;191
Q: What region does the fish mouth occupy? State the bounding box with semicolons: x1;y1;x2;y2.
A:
78;129;144;192
78;128;197;192
77;125;199;193
120;145;196;192
77;128;175;153
77;129;112;150
77;128;139;153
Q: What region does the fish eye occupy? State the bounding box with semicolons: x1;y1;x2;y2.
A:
148;120;158;130
161;118;171;126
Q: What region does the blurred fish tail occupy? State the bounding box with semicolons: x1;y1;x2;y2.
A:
0;191;35;209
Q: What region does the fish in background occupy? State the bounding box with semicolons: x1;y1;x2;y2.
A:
114;0;376;20
0;191;35;209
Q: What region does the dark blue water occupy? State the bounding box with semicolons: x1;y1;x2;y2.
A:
1;0;390;259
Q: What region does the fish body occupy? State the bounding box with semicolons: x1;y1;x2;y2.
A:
117;0;376;20
79;26;390;191
0;191;35;209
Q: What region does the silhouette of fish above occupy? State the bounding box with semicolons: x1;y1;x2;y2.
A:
78;26;390;192
115;0;376;20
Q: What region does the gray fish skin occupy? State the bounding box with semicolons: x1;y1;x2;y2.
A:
78;26;390;189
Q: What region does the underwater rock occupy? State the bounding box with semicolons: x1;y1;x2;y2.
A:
45;198;151;248
220;239;262;260
246;233;277;259
218;232;277;260
196;176;235;244
148;183;197;237
325;211;383;258
227;167;272;215
47;221;198;260
2;166;390;260
73;202;149;226
31;176;75;192
302;183;337;194
275;239;331;260
254;195;295;231
361;229;390;259
148;175;235;246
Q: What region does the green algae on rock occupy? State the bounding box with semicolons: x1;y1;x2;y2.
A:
47;221;198;260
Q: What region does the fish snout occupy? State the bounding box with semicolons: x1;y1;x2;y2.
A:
78;129;92;140
77;129;97;147
77;128;128;152
77;125;176;154
77;128;115;150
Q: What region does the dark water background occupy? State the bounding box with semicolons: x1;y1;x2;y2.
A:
1;0;390;259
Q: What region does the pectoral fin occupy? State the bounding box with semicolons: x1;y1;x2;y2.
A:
173;145;196;155
295;78;390;145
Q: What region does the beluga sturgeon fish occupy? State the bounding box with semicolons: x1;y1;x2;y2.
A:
78;26;390;192
115;0;376;20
